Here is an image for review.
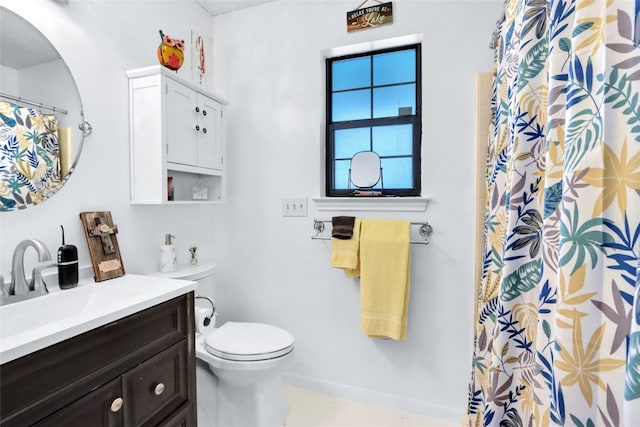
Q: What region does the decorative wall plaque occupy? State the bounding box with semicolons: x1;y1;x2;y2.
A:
80;211;125;282
347;1;393;32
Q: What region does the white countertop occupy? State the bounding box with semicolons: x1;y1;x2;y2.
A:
0;274;196;364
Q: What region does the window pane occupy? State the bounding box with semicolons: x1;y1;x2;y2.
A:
334;159;351;190
373;84;415;118
333;89;371;121
373;49;415;86
381;157;413;189
372;125;412;157
333;57;370;91
335;128;370;158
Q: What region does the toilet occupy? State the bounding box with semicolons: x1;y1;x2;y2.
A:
156;261;295;427
195;321;295;427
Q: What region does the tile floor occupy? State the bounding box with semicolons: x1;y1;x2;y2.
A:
284;385;458;427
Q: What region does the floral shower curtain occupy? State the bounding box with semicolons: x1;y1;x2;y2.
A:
0;101;60;211
466;1;640;426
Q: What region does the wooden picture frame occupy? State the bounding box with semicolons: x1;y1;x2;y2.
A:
79;211;125;282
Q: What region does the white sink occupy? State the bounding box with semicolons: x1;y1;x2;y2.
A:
0;274;196;364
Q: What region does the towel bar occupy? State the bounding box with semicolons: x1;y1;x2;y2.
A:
311;219;433;245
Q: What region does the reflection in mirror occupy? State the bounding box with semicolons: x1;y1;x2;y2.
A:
0;7;90;211
349;151;383;192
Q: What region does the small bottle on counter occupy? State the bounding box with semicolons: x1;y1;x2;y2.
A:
160;234;177;272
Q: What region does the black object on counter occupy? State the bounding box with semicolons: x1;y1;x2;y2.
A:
58;225;79;289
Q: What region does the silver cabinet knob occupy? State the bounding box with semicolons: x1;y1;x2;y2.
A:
110;397;123;413
154;383;165;396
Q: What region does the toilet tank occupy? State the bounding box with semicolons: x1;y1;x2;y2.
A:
151;260;216;299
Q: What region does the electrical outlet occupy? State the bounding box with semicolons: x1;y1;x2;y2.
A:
282;197;308;217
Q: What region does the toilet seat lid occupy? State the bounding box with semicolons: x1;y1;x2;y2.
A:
204;321;295;361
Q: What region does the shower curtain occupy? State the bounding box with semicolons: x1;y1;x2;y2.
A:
0;101;60;210
466;1;640;426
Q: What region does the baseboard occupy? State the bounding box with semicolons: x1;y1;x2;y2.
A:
284;372;462;425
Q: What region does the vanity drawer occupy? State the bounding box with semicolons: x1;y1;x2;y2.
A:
122;340;189;427
33;377;124;427
0;294;194;427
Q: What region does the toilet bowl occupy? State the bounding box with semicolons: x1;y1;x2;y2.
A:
155;261;295;427
195;322;295;427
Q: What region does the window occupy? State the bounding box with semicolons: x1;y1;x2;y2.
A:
326;43;421;197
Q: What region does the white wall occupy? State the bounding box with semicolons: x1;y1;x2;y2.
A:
0;0;501;424
0;64;18;93
0;0;218;277
209;1;501;423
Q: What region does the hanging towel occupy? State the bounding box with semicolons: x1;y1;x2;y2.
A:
332;216;356;239
331;218;361;277
359;219;411;340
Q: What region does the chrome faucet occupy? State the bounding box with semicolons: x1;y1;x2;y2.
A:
7;239;55;296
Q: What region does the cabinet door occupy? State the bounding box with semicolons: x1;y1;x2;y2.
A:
166;78;198;167
34;378;124;427
196;94;223;171
157;403;195;427
122;341;189;427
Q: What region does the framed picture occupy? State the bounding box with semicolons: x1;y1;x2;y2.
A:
191;31;213;85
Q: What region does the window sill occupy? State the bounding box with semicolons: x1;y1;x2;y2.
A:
312;197;429;212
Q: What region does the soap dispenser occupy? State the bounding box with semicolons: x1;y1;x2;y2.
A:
58;225;79;289
160;234;177;272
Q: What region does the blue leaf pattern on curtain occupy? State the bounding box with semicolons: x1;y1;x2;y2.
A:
466;1;640;426
0;101;60;211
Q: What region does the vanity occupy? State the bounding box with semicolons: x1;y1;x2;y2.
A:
0;275;198;427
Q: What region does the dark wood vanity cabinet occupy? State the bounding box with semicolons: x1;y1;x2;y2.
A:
0;293;197;427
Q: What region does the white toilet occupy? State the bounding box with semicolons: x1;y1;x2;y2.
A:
195;321;295;427
157;261;295;427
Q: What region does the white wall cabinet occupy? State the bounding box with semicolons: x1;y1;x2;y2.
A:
127;66;227;204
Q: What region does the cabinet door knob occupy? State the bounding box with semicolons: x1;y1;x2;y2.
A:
195;125;200;131
110;397;124;413
195;106;200;113
202;110;207;116
154;383;165;396
202;128;207;134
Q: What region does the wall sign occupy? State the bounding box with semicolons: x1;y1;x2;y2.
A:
347;1;393;32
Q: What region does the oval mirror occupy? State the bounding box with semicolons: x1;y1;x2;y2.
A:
349;151;382;189
0;7;90;211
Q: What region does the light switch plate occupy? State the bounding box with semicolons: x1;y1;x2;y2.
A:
282;197;308;217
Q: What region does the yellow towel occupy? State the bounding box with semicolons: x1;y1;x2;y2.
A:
58;127;72;178
331;218;361;277
359;219;411;340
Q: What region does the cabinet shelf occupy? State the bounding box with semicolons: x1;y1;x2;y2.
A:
127;66;227;204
